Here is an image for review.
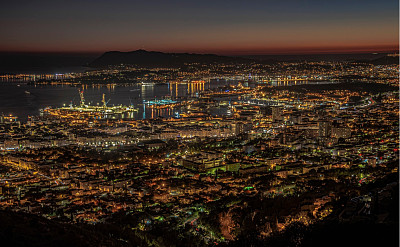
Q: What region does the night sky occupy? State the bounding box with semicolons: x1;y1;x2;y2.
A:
1;0;398;55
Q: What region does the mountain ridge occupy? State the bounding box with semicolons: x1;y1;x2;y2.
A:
88;49;253;68
88;50;399;68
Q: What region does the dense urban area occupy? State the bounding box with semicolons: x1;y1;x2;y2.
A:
0;54;398;246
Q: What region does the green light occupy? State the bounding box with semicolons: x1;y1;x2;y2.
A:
243;186;254;191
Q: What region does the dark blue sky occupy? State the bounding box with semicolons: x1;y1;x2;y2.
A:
1;0;398;54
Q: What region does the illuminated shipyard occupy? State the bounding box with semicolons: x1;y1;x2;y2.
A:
44;90;139;121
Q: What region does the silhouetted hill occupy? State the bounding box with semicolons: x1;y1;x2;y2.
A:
0;52;98;74
89;49;252;68
240;53;394;63
370;55;399;65
0;210;128;247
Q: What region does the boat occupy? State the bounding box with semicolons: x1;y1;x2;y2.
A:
141;81;156;86
24;91;31;94
45;91;139;120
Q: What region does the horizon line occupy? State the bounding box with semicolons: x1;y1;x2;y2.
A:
0;49;398;56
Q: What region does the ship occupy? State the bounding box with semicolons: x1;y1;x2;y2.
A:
45;90;139;120
141;81;156;86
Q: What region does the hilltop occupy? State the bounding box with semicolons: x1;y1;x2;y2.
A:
89;49;252;68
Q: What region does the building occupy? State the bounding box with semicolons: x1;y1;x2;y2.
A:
318;121;332;137
331;127;351;139
232;122;244;135
182;151;224;172
138;139;166;151
272;106;283;122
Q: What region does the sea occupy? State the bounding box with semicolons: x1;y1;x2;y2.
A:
0;81;235;121
0;52;380;121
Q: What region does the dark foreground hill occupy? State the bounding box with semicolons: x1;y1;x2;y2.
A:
0;210;128;247
89;49;251;68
